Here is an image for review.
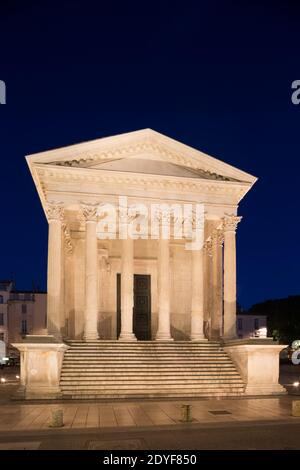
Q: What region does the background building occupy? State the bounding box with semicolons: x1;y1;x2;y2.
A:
0;281;47;350
0;281;13;345
236;314;267;339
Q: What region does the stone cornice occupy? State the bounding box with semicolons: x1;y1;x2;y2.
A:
36;165;250;200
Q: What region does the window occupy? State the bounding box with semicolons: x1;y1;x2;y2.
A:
254;318;259;330
0;313;4;326
0;295;3;304
21;304;27;314
237;318;243;330
21;319;27;335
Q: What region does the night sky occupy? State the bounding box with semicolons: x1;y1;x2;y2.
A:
0;1;299;308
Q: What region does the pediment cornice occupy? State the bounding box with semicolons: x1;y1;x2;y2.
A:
36;164;250;200
26;129;257;184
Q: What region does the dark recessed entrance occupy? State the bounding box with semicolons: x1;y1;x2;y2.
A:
117;274;151;340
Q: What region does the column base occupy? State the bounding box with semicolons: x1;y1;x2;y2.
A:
155;332;173;341
83;333;99;341
190;334;207;342
118;332;137;341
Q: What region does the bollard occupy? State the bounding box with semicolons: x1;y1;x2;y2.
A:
49;408;64;428
181;404;193;422
292;400;300;417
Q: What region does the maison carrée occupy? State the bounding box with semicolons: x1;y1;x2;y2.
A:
13;129;285;400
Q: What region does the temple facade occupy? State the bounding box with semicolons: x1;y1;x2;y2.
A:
13;129;286;400
26;129;256;343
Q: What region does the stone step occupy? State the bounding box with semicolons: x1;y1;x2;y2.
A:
64;352;230;356
62;390;244;399
62;390;244;402
66;341;220;345
64;360;232;368
61;370;240;376
65;352;228;360
67;346;223;352
62;364;236;370
65;344;221;349
60;341;244;399
65;355;230;363
61;382;242;392
60;379;244;386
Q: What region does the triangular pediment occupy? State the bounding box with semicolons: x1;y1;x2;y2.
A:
26;128;257;184
82;157;241;181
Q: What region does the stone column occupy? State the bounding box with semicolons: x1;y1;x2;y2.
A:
203;239;212;337
62;223;73;338
223;215;242;339
119;222;136;341
82;204;99;341
45;203;64;340
190;246;206;341
211;228;223;339
156;210;172;340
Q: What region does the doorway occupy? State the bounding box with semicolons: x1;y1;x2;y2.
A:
117;274;151;340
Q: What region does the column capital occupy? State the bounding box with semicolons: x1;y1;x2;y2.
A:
211;228;224;247
81;203;98;222
62;223;73;255
45;202;64;221
153;207;172;226
118;208;138;226
223;214;242;232
204;239;212;257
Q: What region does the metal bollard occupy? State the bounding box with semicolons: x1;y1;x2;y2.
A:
181;404;193;422
292;400;300;417
49;408;64;427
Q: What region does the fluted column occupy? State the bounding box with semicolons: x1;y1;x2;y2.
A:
46;203;64;340
223;215;242;339
62;223;74;338
190;246;206;341
155;209;172;341
211;228;223;339
203;239;212;337
119;220;136;341
82;204;99;341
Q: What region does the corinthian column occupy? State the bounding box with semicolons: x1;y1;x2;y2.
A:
119;215;136;341
156;210;172;341
82;204;99;341
46;203;64;340
223;214;242;340
211;228;223;339
190;245;205;340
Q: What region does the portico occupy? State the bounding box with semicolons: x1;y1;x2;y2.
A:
26;129;256;343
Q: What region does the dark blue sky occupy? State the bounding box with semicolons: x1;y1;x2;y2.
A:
0;0;299;307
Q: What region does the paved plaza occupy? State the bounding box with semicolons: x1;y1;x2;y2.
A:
0;396;300;450
0;395;299;432
0;365;299;449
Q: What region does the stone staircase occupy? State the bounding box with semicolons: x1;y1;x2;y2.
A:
60;341;245;399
